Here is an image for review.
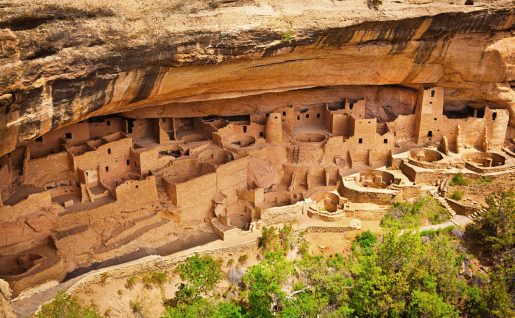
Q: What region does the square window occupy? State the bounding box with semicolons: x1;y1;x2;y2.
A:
127;159;130;166
107;120;111;126
384;139;388;144
259;132;264;137
105;166;109;172
108;148;111;154
492;112;497;120
35;136;43;143
306;114;310;119
431;90;435;97
65;132;72;140
358;138;363;144
317;113;321;119
282;111;286;116
297;115;300;120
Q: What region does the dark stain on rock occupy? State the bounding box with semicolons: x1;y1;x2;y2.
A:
131;66;161;103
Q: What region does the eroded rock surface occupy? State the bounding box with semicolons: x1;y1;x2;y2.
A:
0;0;514;157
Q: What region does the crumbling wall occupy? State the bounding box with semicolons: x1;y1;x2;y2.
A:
23;152;71;187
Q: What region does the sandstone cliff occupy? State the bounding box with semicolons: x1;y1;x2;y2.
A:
0;0;514;157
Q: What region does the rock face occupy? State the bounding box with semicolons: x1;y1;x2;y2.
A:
0;1;514;157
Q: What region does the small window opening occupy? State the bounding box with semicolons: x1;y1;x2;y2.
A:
259;132;264;137
429;101;433;104
492;112;497;121
282;111;286;116
434;118;437;121
306;114;310;119
358;138;363;144
297;115;300;120
136;185;139;189
107;120;111;126
108;148;111;154
65;132;72;140
431;90;435;97
35;136;43;143
349;102;354;110
126;159;130;166
127;118;135;134
384;139;388;144
427;131;433;138
316;113;320;119
105;166;109;172
243;126;247;133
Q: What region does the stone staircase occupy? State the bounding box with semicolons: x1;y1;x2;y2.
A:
429;189;456;218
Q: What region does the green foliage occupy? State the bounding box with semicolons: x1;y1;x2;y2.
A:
465;190;514;261
35;292;103;318
125;275;137;289
407;289;459;318
352;230;377;255
449;189;464;201
142;271;168;288
281;30;294;43
227;258;234;267
476;175;493;184
464;190;515;317
170;254;222;305
161;299;243;318
382;196;449;228
258;225;293;255
450;172;470;186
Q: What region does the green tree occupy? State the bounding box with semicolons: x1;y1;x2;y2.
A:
35;292;103;318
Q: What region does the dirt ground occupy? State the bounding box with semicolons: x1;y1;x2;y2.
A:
448;173;514;206
306;220;382;256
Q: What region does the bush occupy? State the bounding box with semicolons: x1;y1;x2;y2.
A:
35;292;103;318
238;255;249;265
99;272;109;286
366;0;383;10
476;176;493;184
129;299;142;314
450;173;469;186
125;275;138;289
142;271;168;288
449;190;464;201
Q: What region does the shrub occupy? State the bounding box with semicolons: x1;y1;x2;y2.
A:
238;255;249;265
366;0;383;10
126;275;138;289
281;30;294;43
450;173;469;186
142;271;168;288
129;299;142;314
476;176;493;184
227;259;235;267
35;292;103;318
449;190;464;201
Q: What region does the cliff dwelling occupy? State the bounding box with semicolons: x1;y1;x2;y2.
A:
0;1;513;315
1;85;513;295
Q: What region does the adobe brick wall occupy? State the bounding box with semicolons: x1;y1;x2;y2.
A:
23;152;71;187
0;192;52;222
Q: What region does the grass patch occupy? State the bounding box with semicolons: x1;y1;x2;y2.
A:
449;189;464;201
129;299;142;314
450;173;469;186
125;275;138;289
476;176;493;184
